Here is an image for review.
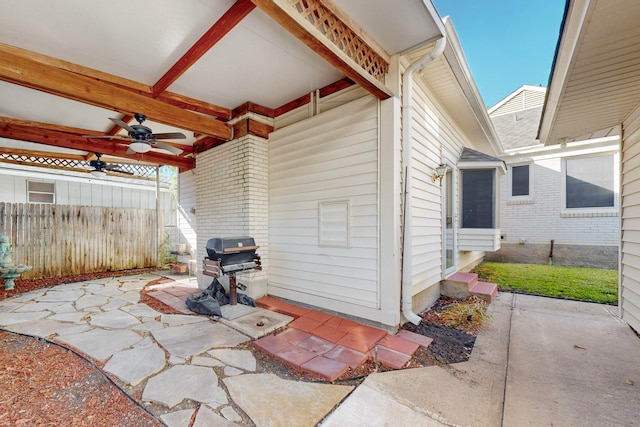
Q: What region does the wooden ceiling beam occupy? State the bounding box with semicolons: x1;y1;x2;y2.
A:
0;119;194;170
0;146;87;161
157;92;231;120
0;43;230;120
0;44;231;139
153;0;256;96
250;0;393;100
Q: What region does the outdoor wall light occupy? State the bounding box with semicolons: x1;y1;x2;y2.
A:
432;164;449;185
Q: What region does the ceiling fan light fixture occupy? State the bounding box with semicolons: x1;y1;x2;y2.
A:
129;141;151;153
90;169;107;178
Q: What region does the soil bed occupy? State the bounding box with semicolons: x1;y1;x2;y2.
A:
402;322;476;364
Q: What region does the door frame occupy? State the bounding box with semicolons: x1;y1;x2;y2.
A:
442;162;457;277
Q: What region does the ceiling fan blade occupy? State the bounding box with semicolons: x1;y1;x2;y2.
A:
152;132;187;140
153;141;184;155
109;118;137;133
82;134;130;140
105;166;134;175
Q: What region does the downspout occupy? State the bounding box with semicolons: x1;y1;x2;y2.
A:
401;35;447;325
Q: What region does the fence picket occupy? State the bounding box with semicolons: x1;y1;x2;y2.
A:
0;202;157;279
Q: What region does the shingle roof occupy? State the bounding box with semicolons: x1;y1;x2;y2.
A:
491;106;544;150
458;147;502;163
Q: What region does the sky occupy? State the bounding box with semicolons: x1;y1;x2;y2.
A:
431;0;566;108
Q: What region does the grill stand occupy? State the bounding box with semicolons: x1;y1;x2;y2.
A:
202;258;260;320
229;273;238;305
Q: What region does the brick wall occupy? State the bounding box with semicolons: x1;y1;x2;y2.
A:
498;158;619;246
194;135;268;296
492;156;619;267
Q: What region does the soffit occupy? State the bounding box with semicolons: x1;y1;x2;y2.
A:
540;0;640;144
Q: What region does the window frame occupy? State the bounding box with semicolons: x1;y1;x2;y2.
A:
461;168;498;229
27;180;56;204
508;162;533;201
561;152;619;215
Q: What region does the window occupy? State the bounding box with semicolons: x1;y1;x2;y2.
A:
319;200;350;247
511;164;530;197
27;181;55;204
462;169;495;228
564;155;614;209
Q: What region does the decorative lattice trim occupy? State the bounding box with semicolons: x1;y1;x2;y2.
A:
0;154;168;182
287;0;388;81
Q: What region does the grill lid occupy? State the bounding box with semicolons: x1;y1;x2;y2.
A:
205;236;258;265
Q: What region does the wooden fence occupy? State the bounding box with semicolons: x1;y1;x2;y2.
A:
0;202;159;279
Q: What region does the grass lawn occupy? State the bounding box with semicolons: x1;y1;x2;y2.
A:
472;262;618;305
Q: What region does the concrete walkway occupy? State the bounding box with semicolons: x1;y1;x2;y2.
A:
323;293;640;426
1;275;639;426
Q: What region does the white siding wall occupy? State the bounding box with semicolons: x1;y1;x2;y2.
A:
490;89;546;116
621;106;640;332
499;157;619;246
268;96;387;322
274;86;369;131
410;80;468;297
178;171;197;253
195;136;269;296
0;170;171;210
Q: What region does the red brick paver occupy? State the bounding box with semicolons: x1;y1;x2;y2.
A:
370;345;412;369
377;334;420;356
149;290;436;381
301;356;349;382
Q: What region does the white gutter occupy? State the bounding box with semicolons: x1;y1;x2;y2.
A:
401;35;446;325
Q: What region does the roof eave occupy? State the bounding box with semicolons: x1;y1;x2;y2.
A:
538;0;591;145
441;17;503;156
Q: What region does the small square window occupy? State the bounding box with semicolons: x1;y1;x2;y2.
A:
27;181;55;204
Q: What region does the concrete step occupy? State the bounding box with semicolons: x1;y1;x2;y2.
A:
470;281;498;303
441;272;478;299
441;272;498;303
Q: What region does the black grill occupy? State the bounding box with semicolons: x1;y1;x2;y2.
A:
205;236;259;273
203;236;261;305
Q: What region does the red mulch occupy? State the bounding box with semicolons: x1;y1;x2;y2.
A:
0;269;164;427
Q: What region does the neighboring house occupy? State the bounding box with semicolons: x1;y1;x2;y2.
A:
0;1;503;330
537;0;640;332
0;145;180;271
0;158;175;214
487;85;620;268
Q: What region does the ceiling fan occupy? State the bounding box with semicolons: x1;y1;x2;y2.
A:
88;153;135;177
83;113;186;155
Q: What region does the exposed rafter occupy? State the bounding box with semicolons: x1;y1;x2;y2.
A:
251;0;393;99
0;44;231;140
153;0;256;96
0;117;193;171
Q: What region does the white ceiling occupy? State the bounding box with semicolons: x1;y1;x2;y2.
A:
0;0;446;169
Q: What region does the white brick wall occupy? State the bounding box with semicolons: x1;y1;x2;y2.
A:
194;136;269;296
499;157;619;246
